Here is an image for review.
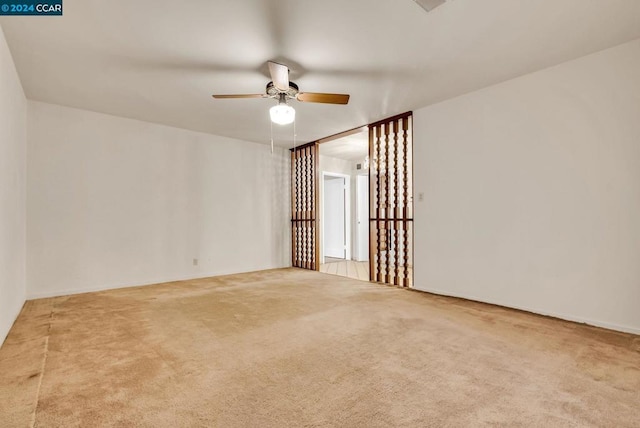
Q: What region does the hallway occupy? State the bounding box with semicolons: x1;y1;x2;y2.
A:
319;257;369;281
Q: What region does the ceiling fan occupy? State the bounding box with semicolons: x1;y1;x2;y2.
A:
212;61;350;125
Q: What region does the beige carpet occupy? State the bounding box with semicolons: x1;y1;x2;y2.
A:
1;268;639;427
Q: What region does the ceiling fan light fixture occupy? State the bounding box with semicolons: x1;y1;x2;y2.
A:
270;102;295;125
213;61;349;126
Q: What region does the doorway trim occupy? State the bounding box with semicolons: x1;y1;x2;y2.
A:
321;171;351;264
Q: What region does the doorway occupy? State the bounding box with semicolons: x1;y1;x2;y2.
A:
290;112;413;288
317;128;369;281
322;173;350;261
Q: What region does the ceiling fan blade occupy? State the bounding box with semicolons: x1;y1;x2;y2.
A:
268;61;290;91
211;94;266;99
297;92;350;105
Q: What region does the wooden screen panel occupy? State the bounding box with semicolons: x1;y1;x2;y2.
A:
291;142;319;270
369;113;413;287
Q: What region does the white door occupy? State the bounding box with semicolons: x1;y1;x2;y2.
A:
356;174;369;261
324;176;346;259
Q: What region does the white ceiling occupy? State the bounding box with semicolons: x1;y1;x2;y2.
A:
320;131;369;162
2;0;640;147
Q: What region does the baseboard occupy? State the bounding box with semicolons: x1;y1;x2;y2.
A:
26;265;289;300
414;286;640;336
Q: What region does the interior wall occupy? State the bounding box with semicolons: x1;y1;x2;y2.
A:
413;38;640;334
0;25;27;345
354;174;369;262
27;101;290;298
319;154;353;177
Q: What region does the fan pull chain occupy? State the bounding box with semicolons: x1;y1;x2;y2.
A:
270;115;297;154
293;117;297;152
270;120;274;154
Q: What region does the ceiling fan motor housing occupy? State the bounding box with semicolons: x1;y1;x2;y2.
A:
266;81;299;99
212;61;349;104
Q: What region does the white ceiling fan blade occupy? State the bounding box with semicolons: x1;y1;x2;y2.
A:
268;61;290;91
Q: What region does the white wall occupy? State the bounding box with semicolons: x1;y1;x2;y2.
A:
0;25;27;345
355;174;369;262
319;155;353;178
27;101;290;298
414;38;640;334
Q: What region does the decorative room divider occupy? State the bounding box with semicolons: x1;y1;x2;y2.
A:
369;112;413;287
290;142;319;270
290;113;413;286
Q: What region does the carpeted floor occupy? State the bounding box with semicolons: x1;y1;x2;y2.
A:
1;268;639;427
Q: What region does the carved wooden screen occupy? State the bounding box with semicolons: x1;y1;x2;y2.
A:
369;113;413;287
291;142;319;270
